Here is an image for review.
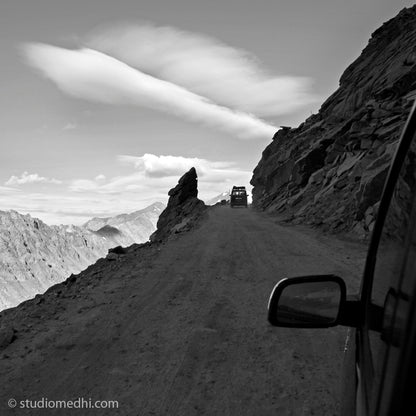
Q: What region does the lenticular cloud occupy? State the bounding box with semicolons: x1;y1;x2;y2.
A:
87;23;317;117
23;43;276;140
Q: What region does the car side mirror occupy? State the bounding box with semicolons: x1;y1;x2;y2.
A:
268;275;347;328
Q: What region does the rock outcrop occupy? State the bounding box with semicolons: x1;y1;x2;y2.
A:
151;168;206;241
251;6;416;237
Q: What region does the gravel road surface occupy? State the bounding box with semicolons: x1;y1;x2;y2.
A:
0;206;367;415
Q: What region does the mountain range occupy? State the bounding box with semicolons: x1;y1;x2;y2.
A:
0;202;164;310
84;202;165;245
205;191;231;205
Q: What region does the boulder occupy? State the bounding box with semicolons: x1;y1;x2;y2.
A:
151;168;206;241
106;252;120;261
108;246;127;255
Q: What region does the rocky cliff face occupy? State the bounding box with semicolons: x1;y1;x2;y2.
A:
151;168;206;241
0;204;164;310
251;6;416;238
0;211;110;311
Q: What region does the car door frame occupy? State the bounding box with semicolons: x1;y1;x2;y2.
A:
355;101;416;415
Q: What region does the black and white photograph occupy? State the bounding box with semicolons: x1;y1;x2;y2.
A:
1;1;416;414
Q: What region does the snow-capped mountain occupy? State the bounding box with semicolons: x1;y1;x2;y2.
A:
205;191;231;206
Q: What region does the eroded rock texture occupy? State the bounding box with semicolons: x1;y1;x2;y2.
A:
251;6;416;237
0;204;164;310
151;168;206;241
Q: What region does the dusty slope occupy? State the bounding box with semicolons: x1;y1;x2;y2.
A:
0;207;366;415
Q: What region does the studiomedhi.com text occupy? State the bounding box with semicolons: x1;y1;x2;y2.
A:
8;397;119;410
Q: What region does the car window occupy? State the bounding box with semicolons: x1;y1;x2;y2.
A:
232;189;246;196
368;130;416;414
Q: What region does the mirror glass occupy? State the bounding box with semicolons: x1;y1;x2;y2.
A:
276;281;342;325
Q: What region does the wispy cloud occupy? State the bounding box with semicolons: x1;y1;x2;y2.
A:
0;186;20;194
88;23;317;117
22;43;276;140
69;153;251;198
5;171;62;186
118;153;235;178
0;155;251;225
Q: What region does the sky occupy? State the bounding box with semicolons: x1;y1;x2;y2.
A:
0;0;414;225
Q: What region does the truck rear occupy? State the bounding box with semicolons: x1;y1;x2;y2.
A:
230;186;248;208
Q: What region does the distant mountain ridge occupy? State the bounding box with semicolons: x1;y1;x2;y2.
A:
205;191;231;206
93;224;122;237
84;202;165;245
0;210;109;311
0;202;165;310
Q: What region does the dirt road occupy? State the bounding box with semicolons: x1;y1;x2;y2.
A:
1;206;367;415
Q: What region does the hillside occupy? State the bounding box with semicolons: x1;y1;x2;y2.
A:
0;211;110;311
0;203;164;310
251;6;416;238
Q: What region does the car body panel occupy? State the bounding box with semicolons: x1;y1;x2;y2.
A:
355;101;416;415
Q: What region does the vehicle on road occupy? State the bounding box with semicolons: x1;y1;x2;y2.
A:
230;186;248;208
267;102;416;416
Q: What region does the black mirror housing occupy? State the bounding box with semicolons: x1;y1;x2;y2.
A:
268;275;347;328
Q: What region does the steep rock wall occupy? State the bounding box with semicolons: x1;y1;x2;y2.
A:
251;6;416;237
